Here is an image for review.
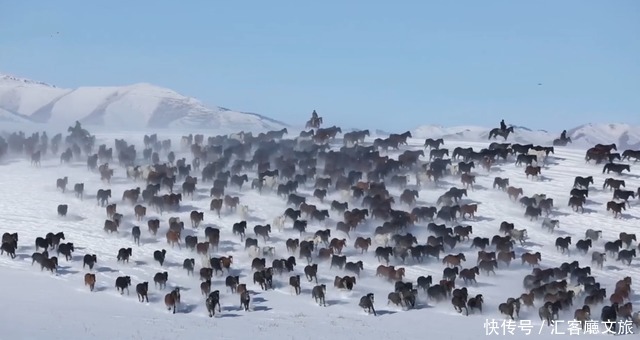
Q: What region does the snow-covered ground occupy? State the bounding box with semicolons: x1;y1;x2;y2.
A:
0;126;639;339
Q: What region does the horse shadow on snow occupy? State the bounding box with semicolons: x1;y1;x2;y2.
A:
466;216;495;222
57;266;79;275
549;211;570;217
253;305;273;312
96;266;119;273
549;229;571;236
619;213;639;220
374;310;397;316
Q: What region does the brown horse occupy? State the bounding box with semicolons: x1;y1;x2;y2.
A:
224;195;240;211
459;266;479;285
166;230;181;248
106;204;117;219
442;253;466;268
84;273;96;291
375;265;405;281
147;219;160;235
519;292;535;307
353;237;371;253
497;250;516;267
507;187;523;201
164;288;181;314
585;147;610;163
461;173;476;190
201;279;212;296
329;238;347;255
460;204;478;219
134;205;146;221
210;198;223;217
220;256;233;273
521;252;541;266
190;210;204;228
616;277;632;292
525;165;541;180
480;157;493;172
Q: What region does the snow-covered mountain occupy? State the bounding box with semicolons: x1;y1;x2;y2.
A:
411;123;640;148
568;123;640;150
0;73;287;132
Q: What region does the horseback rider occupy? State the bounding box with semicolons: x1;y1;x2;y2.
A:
560;130;567;140
311;110;318;119
500;119;506;131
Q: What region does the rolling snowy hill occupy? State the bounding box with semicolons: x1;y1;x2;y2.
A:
0;73;287;132
412;123;640;149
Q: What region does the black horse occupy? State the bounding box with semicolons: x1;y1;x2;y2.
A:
553;137;572;146
488;126;515;141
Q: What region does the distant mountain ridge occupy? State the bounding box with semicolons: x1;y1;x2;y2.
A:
0;73;287;132
2;73;637;149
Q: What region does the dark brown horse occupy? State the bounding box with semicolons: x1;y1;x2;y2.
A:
354;237;372;253
521;252;541;266
164;288;181;314
606;201;625;218
525;165;541;180
461;173;476;190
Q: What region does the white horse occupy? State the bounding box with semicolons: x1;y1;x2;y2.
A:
261;246;276;258
541;218;560;232
527;149;547;165
262;175;278;190
239;205;249;220
340;189;352;202
126;165;141;180
273;215;285;232
246;245;260;259
229;131;245;142
449;164;460;176
415;171;432;188
374;233;390;247
180;136;191;151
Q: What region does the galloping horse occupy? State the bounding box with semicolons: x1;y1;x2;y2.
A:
488;126;514;141
305;110;323;129
553;137;572;146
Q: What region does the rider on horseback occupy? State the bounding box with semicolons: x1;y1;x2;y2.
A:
500;119;507;131
311;110;318;119
560;130;567;140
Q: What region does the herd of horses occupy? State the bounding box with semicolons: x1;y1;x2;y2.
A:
1;113;640;331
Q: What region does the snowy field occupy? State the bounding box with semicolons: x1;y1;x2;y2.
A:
0;126;639;339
